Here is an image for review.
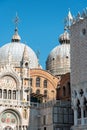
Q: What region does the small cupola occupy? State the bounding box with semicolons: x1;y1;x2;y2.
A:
11;27;21;42
59;30;70;44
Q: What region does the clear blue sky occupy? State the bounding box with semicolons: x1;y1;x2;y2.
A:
0;0;86;69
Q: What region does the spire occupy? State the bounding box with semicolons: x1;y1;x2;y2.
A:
36;50;40;61
22;45;30;68
64;9;73;30
68;9;73;21
36;50;41;68
23;46;29;61
11;13;21;42
76;11;83;21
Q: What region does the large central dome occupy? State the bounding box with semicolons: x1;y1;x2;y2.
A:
0;28;38;68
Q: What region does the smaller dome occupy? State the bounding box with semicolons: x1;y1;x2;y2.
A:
46;44;70;75
11;27;21;42
46;29;70;76
59;31;70;44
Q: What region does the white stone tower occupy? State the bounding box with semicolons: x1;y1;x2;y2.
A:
70;8;87;130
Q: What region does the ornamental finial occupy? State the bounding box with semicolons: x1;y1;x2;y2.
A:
64;9;73;30
14;12;19;28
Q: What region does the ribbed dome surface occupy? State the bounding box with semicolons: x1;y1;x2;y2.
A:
46;44;70;75
0;42;38;68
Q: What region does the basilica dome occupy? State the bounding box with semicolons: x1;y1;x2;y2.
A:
46;30;70;76
0;28;38;68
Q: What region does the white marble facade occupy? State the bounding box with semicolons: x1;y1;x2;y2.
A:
70;9;87;130
0;65;30;130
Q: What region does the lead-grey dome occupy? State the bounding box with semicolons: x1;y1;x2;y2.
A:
46;30;70;76
0;42;38;68
0;28;38;68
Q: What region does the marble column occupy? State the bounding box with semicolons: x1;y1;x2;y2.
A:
24;126;26;130
21;126;23;130
74;106;78;126
81;105;84;125
19;126;21;130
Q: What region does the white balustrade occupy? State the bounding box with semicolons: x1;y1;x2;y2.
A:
0;99;30;107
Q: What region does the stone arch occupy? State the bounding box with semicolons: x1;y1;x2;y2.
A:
77;99;81;118
3;126;13;130
83;97;87;117
36;89;40;94
0;109;22;130
0;72;21;90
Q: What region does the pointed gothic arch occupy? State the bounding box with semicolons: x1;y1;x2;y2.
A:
77;99;81;118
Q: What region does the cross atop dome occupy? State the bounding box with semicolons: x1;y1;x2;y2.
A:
14;12;20;28
11;13;21;42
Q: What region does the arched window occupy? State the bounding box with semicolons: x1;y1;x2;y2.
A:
25;62;29;68
36;89;40;95
77;99;81;118
0;89;2;98
84;97;87;117
13;90;16;100
44;80;47;88
67;82;71;95
3;89;7;99
63;86;66;96
3;126;13;130
44;90;48;97
8;90;11;99
36;77;40;87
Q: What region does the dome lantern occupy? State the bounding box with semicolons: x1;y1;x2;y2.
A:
11;27;21;42
59;30;70;44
